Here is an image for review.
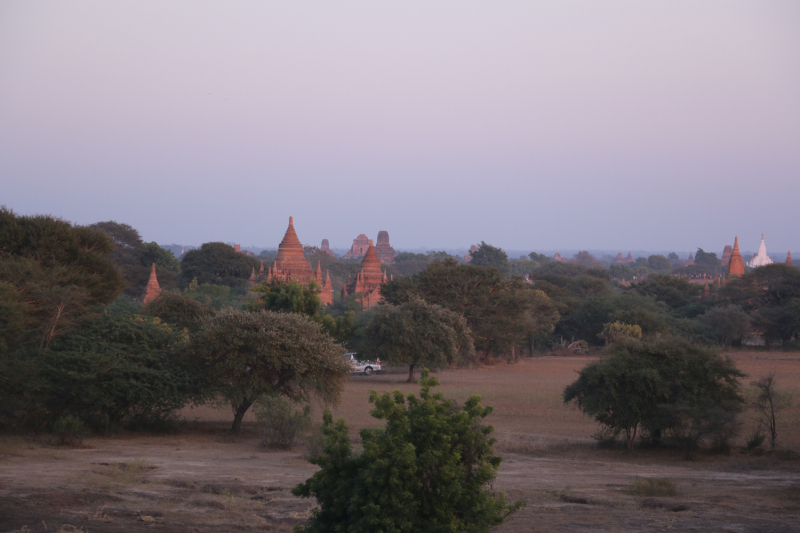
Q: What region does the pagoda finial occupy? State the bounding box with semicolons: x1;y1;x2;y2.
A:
289;216;293;226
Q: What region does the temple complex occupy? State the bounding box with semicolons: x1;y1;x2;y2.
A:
553;252;569;263
614;252;635;264
464;245;477;262
252;217;333;305
142;263;161;304
342;241;387;309
320;239;335;256
787;251;794;267
748;234;774;268
343;234;371;259
375;231;397;263
685;252;695;266
727;237;745;277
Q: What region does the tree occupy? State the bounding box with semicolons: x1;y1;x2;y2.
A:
694;248;721;271
572;251;603;268
608;263;634;281
721;264;800;344
698;305;751;347
0;207;124;349
181;309;349;433
627;274;701;312
648;255;671;272
598;321;642;344
88;221;179;296
142;290;215;332
751;374;792;451
292;370;522;533
247;278;323;317
564;337;745;451
362;299;474;382
179;242;260;288
470;241;509;273
1;313;194;431
382;259;558;359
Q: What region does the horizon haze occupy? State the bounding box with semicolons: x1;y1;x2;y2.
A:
1;1;798;253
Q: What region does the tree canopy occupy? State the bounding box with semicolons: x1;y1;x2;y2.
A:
181;309;349;432
382;259;558;358
362;299;474;381
469;241;509;273
0;207;124;350
564;337;745;451
179;242;260;289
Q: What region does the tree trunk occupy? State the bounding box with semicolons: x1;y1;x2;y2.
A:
231;399;253;433
407;364;417;383
627;424;638;451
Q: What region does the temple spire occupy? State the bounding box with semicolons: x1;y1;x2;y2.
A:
142;263;162;304
727;237;745;276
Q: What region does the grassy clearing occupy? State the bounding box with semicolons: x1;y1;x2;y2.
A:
625;477;679;497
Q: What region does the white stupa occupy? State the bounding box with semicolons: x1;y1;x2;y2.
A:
748;234;774;268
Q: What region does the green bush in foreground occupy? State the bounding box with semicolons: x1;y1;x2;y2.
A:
292;369;522;533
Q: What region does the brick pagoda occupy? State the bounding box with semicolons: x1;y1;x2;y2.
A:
342;240;386;309
142;263;161;304
253;217;333;305
727;236;745;277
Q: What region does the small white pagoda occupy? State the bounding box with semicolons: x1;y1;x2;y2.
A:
748;234;774;268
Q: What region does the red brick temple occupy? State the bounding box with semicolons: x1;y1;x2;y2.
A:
252;217;333;305
727;237;745;277
375;231;396;264
343;234;371;259
342;240;386;309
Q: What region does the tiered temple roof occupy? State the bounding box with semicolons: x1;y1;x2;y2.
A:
253;217;333;305
787;251;794;267
727;236;745;277
342;241;386;309
142;263;161;304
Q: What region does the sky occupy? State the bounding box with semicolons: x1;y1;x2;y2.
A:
1;1;798;254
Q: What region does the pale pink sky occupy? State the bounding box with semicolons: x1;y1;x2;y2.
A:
1;1;798;253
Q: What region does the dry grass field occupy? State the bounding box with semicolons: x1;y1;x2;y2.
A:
1;351;798;532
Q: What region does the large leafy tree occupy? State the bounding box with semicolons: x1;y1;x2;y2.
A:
182;309;350;432
142;290;216;332
382;259;558;358
293;370;522;533
721;263;800;344
469;241;509;273
88;221;179;296
0;207;124;349
179;242;260;289
1;313;194;431
564;337;745;451
362;299;474;382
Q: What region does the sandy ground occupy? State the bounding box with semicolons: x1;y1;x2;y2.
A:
1;352;798;532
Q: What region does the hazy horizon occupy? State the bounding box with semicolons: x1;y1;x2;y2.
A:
2;1;798;252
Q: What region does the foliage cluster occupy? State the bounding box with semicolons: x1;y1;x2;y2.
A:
292;370;522;533
564;337;745;455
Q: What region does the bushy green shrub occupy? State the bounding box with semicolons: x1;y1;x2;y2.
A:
292;369;522;533
255;396;311;449
52;415;87;446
